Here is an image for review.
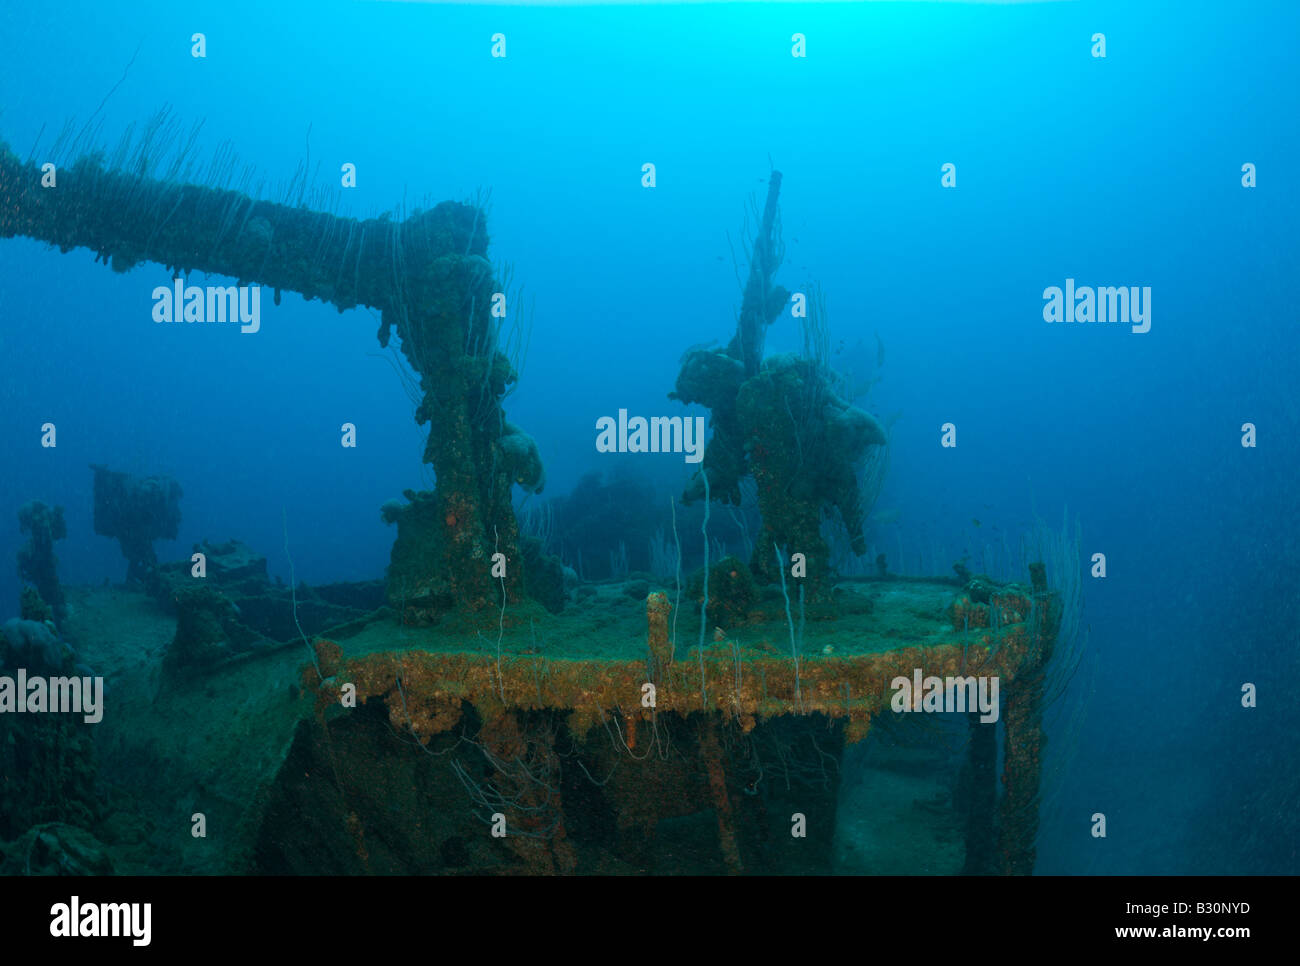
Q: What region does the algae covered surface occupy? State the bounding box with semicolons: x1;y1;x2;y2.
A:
61;586;312;873
343;576;966;663
46;573;1032;874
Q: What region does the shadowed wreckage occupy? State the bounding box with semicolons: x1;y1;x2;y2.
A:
0;126;1068;875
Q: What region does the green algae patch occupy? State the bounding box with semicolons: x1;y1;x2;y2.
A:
315;576;1049;748
52;573;1052;874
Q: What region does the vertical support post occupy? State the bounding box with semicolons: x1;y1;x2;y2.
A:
962;712;998;874
997;592;1058;875
700;718;743;874
732;172;784;378
997;674;1045;874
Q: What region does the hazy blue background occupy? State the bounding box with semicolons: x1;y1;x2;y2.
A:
1;0;1296;873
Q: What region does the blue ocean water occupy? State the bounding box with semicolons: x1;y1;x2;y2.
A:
0;0;1296;874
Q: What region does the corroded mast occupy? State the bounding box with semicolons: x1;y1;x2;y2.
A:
0;137;532;616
